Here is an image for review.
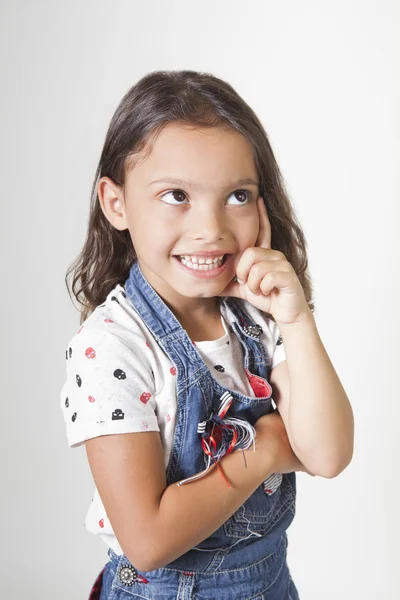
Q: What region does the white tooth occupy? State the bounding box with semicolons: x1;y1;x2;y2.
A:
182;254;225;264
180;255;225;270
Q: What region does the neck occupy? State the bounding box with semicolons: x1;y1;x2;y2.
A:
138;260;222;324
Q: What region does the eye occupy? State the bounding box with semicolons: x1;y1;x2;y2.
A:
159;188;253;206
160;190;189;205
226;190;253;205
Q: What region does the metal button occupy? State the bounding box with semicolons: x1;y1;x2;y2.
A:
117;564;138;586
242;324;263;339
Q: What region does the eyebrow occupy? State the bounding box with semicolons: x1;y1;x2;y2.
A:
148;177;259;189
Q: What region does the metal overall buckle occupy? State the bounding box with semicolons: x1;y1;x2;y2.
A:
242;323;263;339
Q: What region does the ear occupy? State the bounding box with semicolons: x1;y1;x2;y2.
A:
97;176;129;231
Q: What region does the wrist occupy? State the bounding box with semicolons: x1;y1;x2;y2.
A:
276;306;315;331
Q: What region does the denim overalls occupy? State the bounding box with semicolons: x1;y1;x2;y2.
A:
88;261;299;600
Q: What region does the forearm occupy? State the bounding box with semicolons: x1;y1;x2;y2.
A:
140;445;272;571
279;309;354;477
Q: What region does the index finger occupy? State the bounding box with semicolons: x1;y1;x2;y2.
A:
255;196;271;249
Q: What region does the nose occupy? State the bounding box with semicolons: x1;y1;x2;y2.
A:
189;204;226;243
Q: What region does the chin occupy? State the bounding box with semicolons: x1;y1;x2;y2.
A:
176;288;216;299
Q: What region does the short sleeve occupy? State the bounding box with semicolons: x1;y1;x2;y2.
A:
270;321;286;369
60;329;160;448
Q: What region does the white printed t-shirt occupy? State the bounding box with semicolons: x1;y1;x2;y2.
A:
60;283;286;555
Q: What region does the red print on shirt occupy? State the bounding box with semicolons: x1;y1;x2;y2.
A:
140;392;152;404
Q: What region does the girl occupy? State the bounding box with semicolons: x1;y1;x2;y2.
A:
60;70;354;600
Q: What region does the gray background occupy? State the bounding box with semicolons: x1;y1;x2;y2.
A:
1;0;399;598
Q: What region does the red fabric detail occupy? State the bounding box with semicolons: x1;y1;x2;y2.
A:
140;392;152;404
245;368;272;398
219;397;233;419
201;428;232;488
88;566;106;599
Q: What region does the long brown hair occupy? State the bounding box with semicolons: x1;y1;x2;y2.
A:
65;70;315;325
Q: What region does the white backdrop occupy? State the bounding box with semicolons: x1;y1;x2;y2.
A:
1;1;398;598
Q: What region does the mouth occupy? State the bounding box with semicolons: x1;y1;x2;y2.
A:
173;254;232;278
175;254;228;269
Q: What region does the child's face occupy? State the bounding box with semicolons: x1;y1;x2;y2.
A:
103;123;261;315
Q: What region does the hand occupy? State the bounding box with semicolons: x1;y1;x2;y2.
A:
217;196;311;327
254;410;315;476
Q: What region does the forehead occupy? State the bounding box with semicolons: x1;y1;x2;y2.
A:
127;123;258;185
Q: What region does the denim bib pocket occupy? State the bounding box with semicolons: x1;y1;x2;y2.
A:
224;475;296;540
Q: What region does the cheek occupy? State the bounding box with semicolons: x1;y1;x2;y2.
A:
129;209;177;254
127;203;156;237
235;212;259;247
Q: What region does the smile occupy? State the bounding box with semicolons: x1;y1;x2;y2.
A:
179;255;225;270
173;254;231;278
